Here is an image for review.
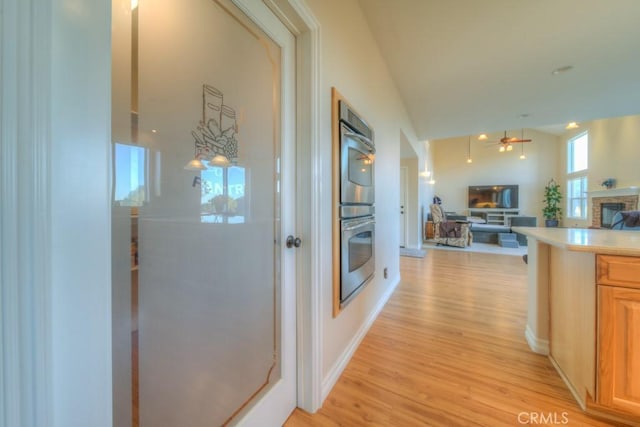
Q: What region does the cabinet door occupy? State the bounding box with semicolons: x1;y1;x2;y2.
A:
598;285;640;415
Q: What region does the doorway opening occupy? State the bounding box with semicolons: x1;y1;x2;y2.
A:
399;133;419;249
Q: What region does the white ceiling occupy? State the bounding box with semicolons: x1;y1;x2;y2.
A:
358;0;640;141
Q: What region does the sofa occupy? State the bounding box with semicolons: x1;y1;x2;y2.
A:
611;211;640;230
469;223;510;244
470;216;537;246
510;216;538;245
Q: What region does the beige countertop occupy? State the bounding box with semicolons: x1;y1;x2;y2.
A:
512;226;640;256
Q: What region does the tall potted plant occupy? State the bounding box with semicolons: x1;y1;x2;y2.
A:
543;179;562;227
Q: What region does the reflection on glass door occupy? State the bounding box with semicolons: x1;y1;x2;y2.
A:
201;166;246;223
111;0;287;425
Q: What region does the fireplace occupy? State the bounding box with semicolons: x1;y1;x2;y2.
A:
600;203;625;228
589;187;640;228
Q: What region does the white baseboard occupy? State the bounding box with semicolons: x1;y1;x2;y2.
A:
525;324;549;355
403;244;419;250
321;274;401;401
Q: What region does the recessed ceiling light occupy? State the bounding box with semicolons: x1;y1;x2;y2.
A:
566;122;579;129
551;65;574;75
519;113;529;119
478;134;488;140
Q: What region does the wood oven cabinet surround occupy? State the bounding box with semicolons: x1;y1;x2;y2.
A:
512;227;640;424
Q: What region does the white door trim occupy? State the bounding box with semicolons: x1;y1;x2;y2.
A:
50;0;114;425
287;0;323;414
400;166;409;248
263;0;323;413
1;0;52;425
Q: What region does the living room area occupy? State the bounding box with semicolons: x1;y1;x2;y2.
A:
415;113;640;253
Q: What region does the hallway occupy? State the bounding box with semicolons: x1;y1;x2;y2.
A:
286;250;617;426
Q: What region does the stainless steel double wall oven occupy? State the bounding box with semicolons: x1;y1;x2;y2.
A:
339;101;375;307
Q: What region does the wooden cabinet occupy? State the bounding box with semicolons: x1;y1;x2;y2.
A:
425;221;434;240
597;254;640;288
596;255;640;417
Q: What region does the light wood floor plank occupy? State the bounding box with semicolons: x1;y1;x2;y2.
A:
286;250;621;426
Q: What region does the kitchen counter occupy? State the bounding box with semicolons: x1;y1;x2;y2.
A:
511;226;640;256
513;226;640;423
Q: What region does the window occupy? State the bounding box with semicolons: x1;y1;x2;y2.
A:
566;132;588;219
567;176;587;218
568;132;588;173
113;143;148;207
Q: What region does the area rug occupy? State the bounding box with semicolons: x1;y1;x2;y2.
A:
422;240;527;257
400;247;427;258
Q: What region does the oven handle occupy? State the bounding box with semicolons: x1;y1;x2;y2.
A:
342;218;375;231
344;131;376;154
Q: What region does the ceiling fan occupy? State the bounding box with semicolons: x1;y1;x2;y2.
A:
486;130;532;152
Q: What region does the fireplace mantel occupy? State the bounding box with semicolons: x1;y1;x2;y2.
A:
587;186;640;198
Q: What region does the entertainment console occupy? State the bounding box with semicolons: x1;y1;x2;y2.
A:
468;208;520;226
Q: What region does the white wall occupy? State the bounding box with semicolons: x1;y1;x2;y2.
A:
303;0;420;392
430;129;560;223
420;140;436;223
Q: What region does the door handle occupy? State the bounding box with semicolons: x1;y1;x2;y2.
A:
286;235;302;248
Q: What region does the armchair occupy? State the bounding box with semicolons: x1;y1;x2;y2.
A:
429;204;472;248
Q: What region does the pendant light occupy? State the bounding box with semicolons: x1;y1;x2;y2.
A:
466;135;473;163
209;153;230;167
184;146;207;170
519;129;527;160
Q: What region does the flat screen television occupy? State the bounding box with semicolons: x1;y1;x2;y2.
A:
468;185;519;209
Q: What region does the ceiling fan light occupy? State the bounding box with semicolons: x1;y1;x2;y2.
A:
506;144;513;151
499;146;506;153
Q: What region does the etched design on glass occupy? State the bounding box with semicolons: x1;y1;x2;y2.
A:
190;84;239;165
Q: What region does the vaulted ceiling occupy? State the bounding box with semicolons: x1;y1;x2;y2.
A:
358;0;640;141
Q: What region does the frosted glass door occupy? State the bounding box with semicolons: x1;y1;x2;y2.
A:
111;0;294;425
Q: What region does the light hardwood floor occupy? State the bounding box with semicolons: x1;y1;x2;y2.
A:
285;249;621;426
